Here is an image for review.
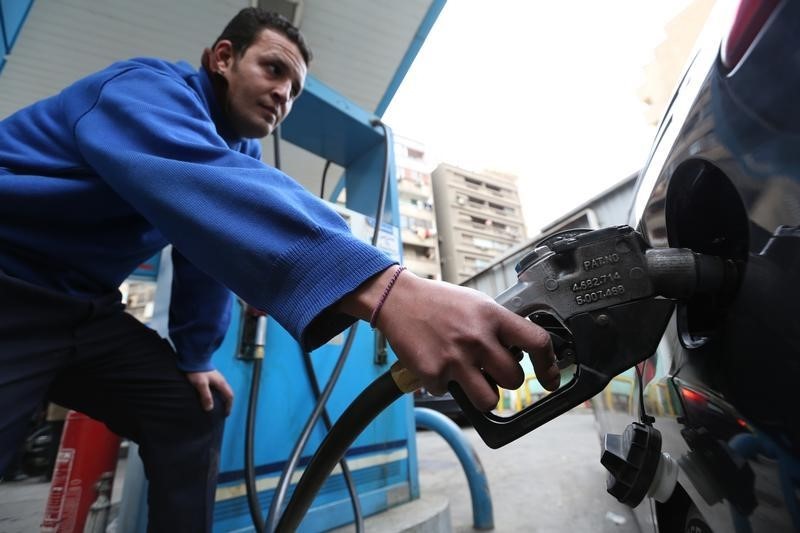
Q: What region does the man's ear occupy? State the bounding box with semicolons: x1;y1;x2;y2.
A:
210;39;235;76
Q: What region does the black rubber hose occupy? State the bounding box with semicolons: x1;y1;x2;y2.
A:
245;357;264;529
300;350;365;531
320;160;332;199
266;118;392;531
264;325;359;532
276;370;404;532
243;125;286;532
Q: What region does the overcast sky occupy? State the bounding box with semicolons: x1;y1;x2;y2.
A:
383;1;693;235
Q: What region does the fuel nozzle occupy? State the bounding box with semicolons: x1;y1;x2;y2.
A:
645;248;741;301
451;225;744;449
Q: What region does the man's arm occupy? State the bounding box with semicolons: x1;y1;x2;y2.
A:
169;248;235;414
71;67;393;346
337;266;560;412
70;68;554;411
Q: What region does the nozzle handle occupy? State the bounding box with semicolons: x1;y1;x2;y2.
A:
449;369;608;448
451;298;675;449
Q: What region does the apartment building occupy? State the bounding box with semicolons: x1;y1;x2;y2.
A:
394;136;442;280
639;0;716;125
431;163;526;283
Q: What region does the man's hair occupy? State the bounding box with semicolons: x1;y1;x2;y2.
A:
212;8;312;64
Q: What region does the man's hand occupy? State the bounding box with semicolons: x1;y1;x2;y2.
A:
339;267;560;412
186;370;234;415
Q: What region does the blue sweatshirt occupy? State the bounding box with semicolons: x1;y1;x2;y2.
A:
0;58;394;371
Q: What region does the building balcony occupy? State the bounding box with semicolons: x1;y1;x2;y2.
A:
450;205;522;227
401;228;437;247
453;220;523;241
403;255;441;280
398;178;431;194
450;181;517;202
399;204;435;220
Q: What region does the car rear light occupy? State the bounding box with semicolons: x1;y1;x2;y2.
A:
679;386;707;406
721;0;781;69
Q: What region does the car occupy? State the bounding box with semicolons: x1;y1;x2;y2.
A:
591;1;800;532
413;389;467;424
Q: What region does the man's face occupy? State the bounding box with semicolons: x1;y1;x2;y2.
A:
215;29;307;138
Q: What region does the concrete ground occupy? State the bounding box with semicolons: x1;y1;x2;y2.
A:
415;410;639;533
0;410;640;532
0;450;127;533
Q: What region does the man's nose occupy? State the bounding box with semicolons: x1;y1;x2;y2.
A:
271;80;292;106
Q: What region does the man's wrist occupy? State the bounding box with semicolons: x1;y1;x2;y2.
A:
369;266;406;327
336;265;403;322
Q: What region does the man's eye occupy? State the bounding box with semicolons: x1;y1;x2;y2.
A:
266;62;282;76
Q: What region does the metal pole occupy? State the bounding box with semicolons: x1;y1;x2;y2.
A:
415;407;494;530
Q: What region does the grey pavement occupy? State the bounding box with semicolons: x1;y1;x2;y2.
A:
0;476;49;533
0;411;640;532
0;451;127;533
415;410;639;533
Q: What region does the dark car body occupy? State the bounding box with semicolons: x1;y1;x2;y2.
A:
592;2;800;532
413;389;465;423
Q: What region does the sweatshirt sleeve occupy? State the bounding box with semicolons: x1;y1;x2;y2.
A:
169;248;233;372
71;67;395;349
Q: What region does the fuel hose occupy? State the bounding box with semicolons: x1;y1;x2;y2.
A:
273;241;742;530
244;341;265;528
275;363;420;532
263;120;393;532
245;125;365;532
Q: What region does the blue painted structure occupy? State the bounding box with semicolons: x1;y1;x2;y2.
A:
212;74;415;533
0;0;35;73
415;408;494;530
374;0;446;117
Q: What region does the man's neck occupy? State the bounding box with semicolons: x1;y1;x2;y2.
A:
199;51;239;144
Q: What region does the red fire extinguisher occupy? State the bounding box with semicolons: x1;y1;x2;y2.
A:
41;410;121;533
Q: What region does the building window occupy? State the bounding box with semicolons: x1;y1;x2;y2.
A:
456;193;485;208
464;177;482;188
401;215;435;235
464;256;490;269
407;147;424;159
471;236;509;251
488;201;513;215
407;197;433;210
405;243;436;260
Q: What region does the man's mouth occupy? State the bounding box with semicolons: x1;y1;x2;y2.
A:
261;104;278;124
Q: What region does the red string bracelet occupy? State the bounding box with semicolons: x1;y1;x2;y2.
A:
369;266;406;328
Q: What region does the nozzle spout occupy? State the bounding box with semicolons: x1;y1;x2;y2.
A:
646;248;740;300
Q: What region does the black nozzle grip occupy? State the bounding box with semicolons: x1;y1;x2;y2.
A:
449;371;608;449
451;299;676;449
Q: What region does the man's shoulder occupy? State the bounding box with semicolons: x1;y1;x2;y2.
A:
59;58;203;124
90;57;197;85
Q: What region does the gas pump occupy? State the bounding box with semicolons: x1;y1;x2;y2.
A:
116;75;413;533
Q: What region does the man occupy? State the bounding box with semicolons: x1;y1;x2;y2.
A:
0;8;559;531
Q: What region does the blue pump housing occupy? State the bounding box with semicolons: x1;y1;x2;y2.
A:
212;76;417;532
214;308;415;532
